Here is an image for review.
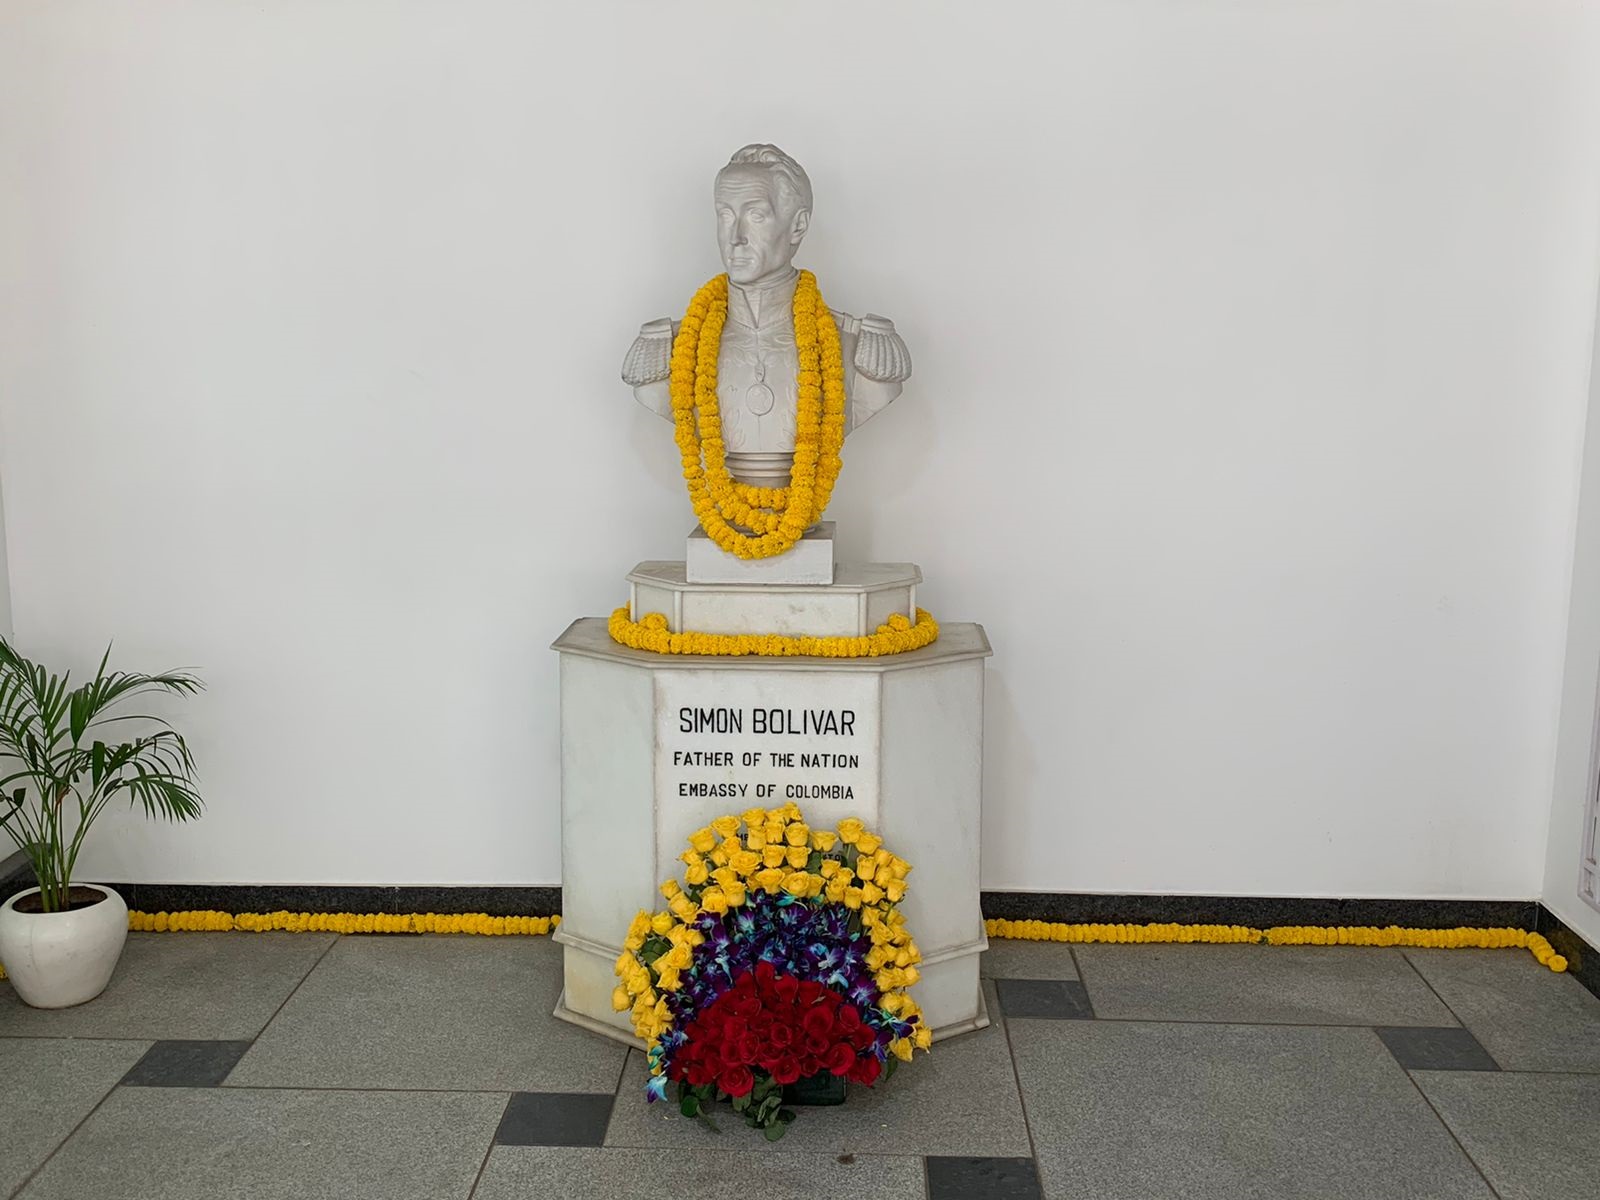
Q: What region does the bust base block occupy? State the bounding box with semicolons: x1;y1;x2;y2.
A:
551;616;993;1044
687;523;835;585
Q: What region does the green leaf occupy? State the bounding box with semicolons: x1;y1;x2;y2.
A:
731;1093;752;1113
763;1121;788;1141
777;1108;797;1124
680;1095;699;1118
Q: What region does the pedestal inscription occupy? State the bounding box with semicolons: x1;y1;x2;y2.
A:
655;671;879;872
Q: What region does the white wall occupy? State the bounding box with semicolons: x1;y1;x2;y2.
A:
3;1;1599;895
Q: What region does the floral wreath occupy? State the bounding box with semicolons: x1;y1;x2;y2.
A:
613;804;929;1138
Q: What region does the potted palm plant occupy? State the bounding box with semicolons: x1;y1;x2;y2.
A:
0;637;202;1008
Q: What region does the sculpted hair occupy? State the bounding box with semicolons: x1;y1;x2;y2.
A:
718;144;813;216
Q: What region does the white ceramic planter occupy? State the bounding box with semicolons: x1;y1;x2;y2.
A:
0;885;129;1008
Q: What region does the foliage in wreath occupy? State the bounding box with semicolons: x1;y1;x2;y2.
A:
613;805;929;1138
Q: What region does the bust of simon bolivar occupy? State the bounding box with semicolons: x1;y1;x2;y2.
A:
623;144;911;490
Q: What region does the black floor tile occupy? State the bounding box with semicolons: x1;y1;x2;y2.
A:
121;1040;253;1087
493;1091;614;1147
1376;1026;1499;1072
927;1156;1043;1200
995;977;1094;1020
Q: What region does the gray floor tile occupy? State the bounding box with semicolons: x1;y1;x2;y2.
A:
927;1156;1044;1200
1376;1026;1498;1072
0;1038;149;1197
981;939;1079;980
225;934;627;1091
1404;948;1600;1072
122;1040;253;1087
494;1091;614;1147
15;1085;504;1200
473;1145;927;1199
604;983;1030;1156
0;933;335;1041
1413;1070;1600;1200
995;978;1093;1020
1075;943;1457;1025
1009;1019;1494;1200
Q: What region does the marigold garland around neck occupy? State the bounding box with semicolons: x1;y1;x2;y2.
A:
671;270;846;558
613;806;927;1139
608;606;939;658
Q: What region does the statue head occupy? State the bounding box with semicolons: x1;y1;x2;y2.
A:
714;144;812;287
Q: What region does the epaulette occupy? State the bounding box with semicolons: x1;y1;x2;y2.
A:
622;319;674;386
853;315;912;383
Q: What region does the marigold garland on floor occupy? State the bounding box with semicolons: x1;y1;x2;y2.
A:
608;606;939;658
671;271;846;559
126;910;560;936
984;918;1570;972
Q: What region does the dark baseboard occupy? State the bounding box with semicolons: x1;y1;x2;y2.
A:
1535;904;1600;1001
979;891;1542;931
6;870;1594;1001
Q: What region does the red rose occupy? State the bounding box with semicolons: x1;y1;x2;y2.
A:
847;1055;882;1087
773;973;800;1003
801;1005;836;1039
687;1060;716;1087
718;1064;754;1096
797;980;825;1005
771;1055;804;1085
824;1043;857;1076
803;1032;830;1057
837;1004;861;1031
769;1023;794;1050
849;1024;878;1052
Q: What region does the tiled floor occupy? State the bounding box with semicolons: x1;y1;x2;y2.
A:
3;935;1598;1199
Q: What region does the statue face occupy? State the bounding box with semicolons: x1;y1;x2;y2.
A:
714;166;809;286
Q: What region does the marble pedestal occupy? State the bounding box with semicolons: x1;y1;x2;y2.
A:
551;582;992;1047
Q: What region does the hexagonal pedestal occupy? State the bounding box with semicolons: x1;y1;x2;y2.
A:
550;600;992;1047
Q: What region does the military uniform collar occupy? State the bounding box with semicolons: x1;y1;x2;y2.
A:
727;269;798;328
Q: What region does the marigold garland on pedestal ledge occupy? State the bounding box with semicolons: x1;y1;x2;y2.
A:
613;806;927;1139
608;606;939;658
672;271;846;559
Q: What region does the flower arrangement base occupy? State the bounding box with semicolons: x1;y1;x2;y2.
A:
784;1071;848;1106
551;609;992;1045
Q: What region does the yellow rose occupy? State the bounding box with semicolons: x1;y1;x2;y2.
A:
890;1037;914;1062
712;866;740;890
785;845;810;869
688;827;717;854
856;860;877;885
762;844;787;868
763;822;786;846
700;888;729;915
856;832;882;855
655;965;681;991
611;986;631;1012
664;943;693;970
711;815;742;839
627;912;652;941
745;829;767;851
785;823;810;847
754;868;787;893
709;848;729;867
669;895;697;922
685;860;709;886
843;886;864;910
885;880;906;903
825;876;848;903
614;949;634;974
723;881;747;906
811;830;837;852
837;818;865;845
650;912;674;936
781;871;812;897
741;807;767;829
820;860;840;878
730;850;760;877
913;1026;932;1050
862;882;884;905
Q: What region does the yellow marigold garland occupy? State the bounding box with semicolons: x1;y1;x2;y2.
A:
126;910;559;936
984;918;1570;973
609;606;939;658
672;271;846;557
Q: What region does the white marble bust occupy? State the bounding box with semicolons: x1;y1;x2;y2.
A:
623;145;911;488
